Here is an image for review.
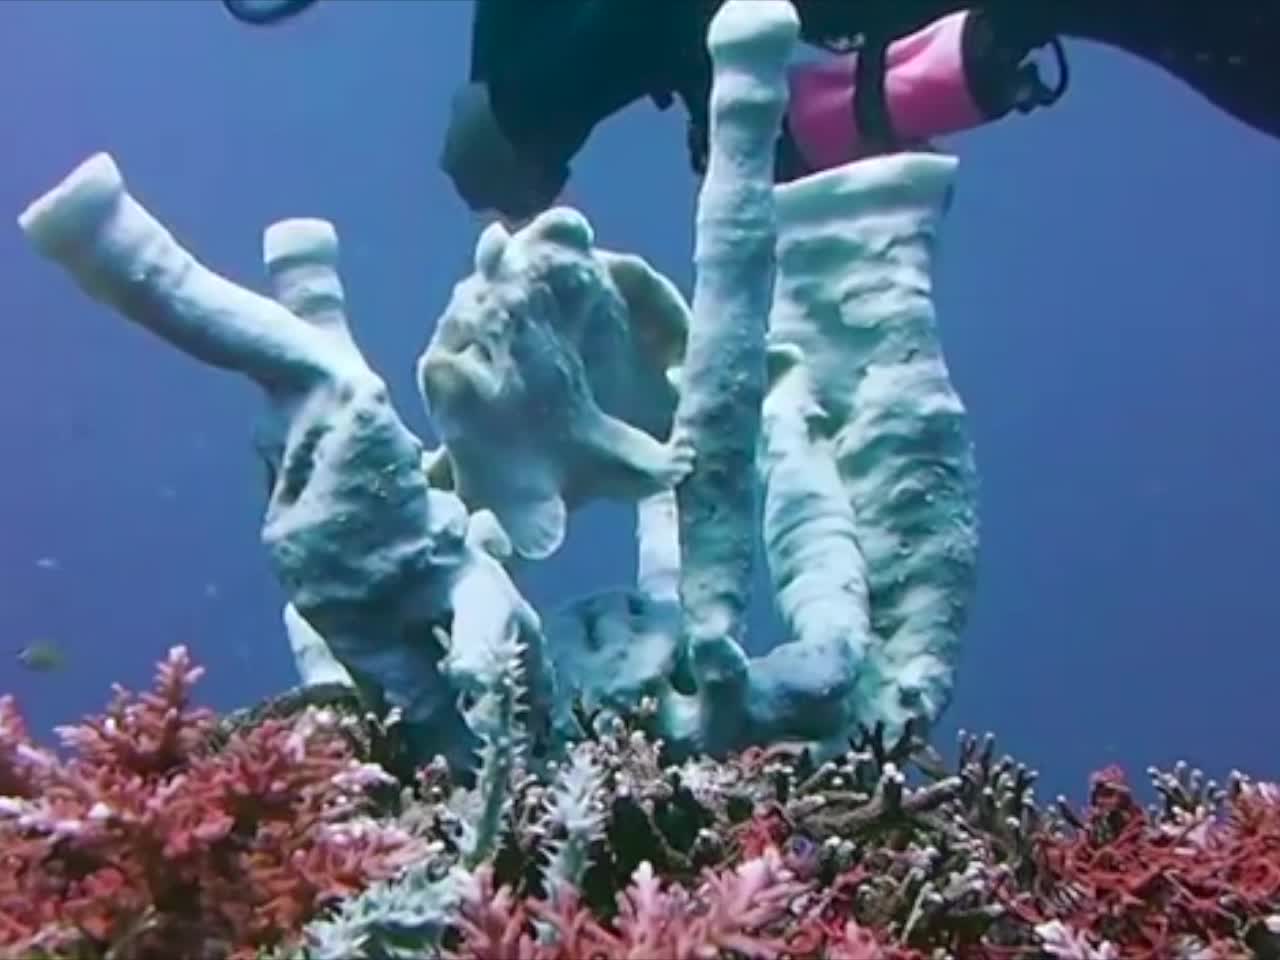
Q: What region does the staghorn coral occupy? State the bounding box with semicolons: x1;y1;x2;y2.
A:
0;647;423;960
539;746;608;899
1000;763;1280;959
450;615;529;871
299;856;466;960
4;646;1280;959
299;705;1280;959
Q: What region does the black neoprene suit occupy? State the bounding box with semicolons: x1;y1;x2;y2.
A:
465;0;1279;186
222;0;1279;198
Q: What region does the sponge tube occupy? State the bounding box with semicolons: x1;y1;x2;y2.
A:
673;0;799;748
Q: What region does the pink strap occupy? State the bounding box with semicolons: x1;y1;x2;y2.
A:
787;12;987;172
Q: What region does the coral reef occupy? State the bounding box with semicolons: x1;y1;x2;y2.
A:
0;647;421;960
4;648;1279;960
5;1;1268;955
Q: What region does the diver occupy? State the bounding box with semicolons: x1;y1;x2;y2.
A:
222;0;1279;222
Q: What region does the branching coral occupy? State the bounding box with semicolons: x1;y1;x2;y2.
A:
0;647;424;960
539;746;608;898
446;851;806;960
300;856;466;960
4;646;1280;959
451;617;529;870
294;704;1280;959
1001;763;1280;958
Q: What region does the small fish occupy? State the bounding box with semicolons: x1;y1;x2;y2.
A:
34;556;59;571
17;641;66;673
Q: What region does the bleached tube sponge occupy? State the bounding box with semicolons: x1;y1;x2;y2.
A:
767;152;978;738
542;490;685;740
285;603;355;689
417;212;692;561
747;341;872;755
546;154;974;757
673;0;798;749
530;3;973;759
18;154;548;771
759;344;870;664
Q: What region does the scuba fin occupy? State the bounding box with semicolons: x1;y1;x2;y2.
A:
222;0;320;26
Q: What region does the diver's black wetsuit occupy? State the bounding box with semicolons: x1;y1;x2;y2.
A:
222;0;1279;217
453;0;1279;216
1046;2;1280;141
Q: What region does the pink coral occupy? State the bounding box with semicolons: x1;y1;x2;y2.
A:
450;849;807;960
0;646;424;959
445;848;930;960
1005;764;1280;959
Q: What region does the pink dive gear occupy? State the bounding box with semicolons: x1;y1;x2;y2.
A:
787;11;987;172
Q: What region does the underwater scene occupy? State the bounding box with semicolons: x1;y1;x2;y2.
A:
1;1;1278;956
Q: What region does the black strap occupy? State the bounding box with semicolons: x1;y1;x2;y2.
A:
853;26;897;153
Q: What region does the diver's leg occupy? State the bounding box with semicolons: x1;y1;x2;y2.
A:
1041;1;1280;139
19;153;336;395
483;0;700;158
1159;59;1280;140
450;0;711;217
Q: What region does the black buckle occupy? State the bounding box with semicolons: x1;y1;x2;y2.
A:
1014;36;1071;112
